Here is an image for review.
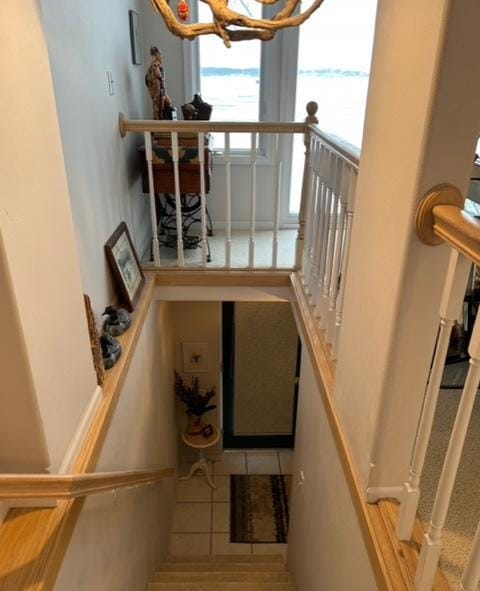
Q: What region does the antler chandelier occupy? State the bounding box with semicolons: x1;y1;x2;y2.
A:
150;0;326;47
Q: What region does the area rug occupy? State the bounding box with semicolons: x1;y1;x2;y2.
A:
230;474;291;543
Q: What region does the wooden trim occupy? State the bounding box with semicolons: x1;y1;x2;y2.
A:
119;113;305;137
0;276;157;591
415;184;465;246
433;205;480;267
0;469;173;500
152;269;292;287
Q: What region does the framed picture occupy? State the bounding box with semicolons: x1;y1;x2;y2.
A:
105;222;145;312
182;342;209;373
128;10;142;65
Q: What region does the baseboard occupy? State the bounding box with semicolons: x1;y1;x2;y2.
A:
58;385;103;474
366;486;404;503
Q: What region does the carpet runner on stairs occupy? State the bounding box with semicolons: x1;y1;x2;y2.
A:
147;554;296;590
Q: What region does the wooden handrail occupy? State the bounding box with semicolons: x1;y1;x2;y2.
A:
308;123;360;169
0;468;174;500
119;112;305;137
414;184;480;266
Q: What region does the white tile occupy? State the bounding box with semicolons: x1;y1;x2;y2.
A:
172;502;212;533
252;543;287;560
212;533;251;555
170;533;211;556
212;503;230;533
213;452;247;475
278;450;293;475
213;475;231;502
176;476;213;502
246;451;281;474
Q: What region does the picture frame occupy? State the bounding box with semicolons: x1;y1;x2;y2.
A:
105;222;145;312
128;10;142;65
182;342;209;373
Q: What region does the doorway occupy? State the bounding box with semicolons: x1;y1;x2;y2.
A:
222;301;300;448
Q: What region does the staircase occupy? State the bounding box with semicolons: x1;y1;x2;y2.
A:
147;555;296;590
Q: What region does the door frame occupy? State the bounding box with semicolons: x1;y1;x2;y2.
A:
222;301;300;449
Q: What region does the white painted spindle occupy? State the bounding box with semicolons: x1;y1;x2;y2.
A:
397;250;471;541
332;167;357;357
307;143;325;303
416;288;480;591
171;132;185;266
198;132;208;266
272;133;283;268
461;518;480;590
144;132;160;265
224;132;232;268
249;132;257;268
301;136;318;286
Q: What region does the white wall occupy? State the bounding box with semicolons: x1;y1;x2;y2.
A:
0;0;98;473
288;347;378;591
39;0;155;318
334;0;480;490
55;301;178;591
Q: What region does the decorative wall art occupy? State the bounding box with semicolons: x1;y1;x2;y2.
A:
105;222;145;312
83;294;105;386
182;342;208;373
128;10;142;65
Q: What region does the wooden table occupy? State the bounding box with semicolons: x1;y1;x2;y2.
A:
179;426;220;489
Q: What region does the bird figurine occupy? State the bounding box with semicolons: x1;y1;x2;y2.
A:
102;306;131;337
145;46;172;120
100;334;122;370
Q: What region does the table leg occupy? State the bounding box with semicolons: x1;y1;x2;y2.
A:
179;449;216;489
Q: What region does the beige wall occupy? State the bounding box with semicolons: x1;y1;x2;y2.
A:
170;302;222;456
288;346;378;591
55;302;178;591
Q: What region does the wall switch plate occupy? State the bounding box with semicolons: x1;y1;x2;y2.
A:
107;71;115;96
298;469;305;487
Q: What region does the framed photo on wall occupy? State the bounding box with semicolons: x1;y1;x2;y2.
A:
129;10;142;65
105;222;145;312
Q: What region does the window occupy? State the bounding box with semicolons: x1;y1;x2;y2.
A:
198;0;262;150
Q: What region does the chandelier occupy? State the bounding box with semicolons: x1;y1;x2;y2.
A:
150;0;326;47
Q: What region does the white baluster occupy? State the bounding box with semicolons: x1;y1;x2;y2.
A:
171;132;185;267
313;147;331;316
198;132;208;267
461;517;480;590
328;164;350;353
416;283;480;591
272;133;283;268
249;132;257;268
333;168;357;357
225;132;232;268
144;132;160;265
397;250;471;541
307;144;326;304
301;136;318;287
316;152;336;327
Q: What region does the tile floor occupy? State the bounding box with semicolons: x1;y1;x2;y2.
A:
170;450;293;558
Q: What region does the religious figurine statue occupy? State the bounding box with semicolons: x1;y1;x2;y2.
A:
145;46;173;120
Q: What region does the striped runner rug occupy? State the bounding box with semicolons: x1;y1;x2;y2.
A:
230;474;291;543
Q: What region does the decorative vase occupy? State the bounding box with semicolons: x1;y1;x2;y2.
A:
186;415;205;436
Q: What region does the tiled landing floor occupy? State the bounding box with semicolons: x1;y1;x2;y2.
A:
170;450;293;558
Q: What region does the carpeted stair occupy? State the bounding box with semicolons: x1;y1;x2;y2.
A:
147;555;296;590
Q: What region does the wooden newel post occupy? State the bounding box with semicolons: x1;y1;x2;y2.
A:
296;101;319;270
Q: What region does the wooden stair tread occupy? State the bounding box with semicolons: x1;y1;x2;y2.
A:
147;583;296;591
159;563;286;573
153;572;291;582
167;555;284;563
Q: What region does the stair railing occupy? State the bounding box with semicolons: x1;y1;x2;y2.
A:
396;184;480;591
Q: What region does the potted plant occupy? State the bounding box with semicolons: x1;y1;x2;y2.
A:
174;371;216;436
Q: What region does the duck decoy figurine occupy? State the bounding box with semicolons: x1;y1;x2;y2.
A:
102;306;131;337
100;333;122;370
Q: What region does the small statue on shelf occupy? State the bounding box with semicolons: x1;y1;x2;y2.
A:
145;46;174;120
102;305;131;337
100;334;122;370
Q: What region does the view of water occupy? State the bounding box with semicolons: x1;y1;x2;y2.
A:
201;70;369;212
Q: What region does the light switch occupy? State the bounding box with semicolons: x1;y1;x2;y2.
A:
107;71;115;96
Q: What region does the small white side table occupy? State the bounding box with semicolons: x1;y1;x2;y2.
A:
179;426;220;489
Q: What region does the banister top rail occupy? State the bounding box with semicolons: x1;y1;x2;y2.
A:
119;112;305;137
416;183;480;266
308;123;360;169
0;467;174;500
